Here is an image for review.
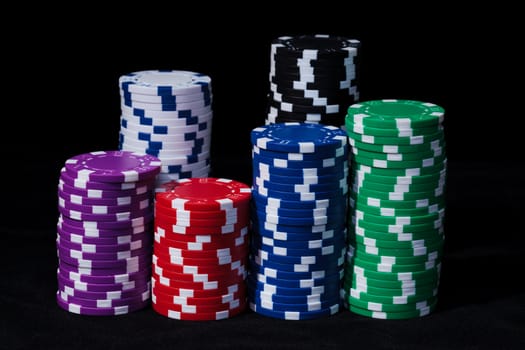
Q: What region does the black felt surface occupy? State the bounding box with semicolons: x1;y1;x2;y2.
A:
1;5;524;349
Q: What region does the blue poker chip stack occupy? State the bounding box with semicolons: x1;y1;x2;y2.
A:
55;151;161;316
266;34;360;127
248;123;349;320
118;70;213;190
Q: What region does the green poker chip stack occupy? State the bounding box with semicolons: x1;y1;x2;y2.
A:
343;99;446;319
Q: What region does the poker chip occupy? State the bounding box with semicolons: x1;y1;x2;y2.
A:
118;70;213;190
249;123;348;320
152;178;251;320
343;99;446;319
56;150;160;316
266;34;360;127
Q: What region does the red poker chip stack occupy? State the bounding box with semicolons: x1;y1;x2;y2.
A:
152;178;251;320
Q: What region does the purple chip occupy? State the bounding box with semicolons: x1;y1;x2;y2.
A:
58;280;151;300
57;272;150;293
57;289;150;308
58;266;150;284
58;253;151;269
56;289;150;315
57;226;151;245
59;180;155;199
58;206;152;223
57;234;150;253
59;260;149;276
56;243;151;262
64;151;161;183
58;189;152;207
58;216;152;237
58;197;152;215
59;167;153;191
59;213;154;230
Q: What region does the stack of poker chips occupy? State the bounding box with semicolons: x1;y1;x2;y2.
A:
118;70;213;189
248;123;349;320
151;178;251;320
267;34;360;127
56;151;161;316
342;100;446;319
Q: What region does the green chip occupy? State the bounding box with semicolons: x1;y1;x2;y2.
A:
346;99;445;129
346;273;439;290
343;280;439;297
350;238;443;257
347;129;444;146
351;178;445;193
352;152;447;170
352;160;447;177
350;234;444;249
352;217;443;233
342;287;438;305
351;185;445;202
351;207;445;225
347;244;442;265
350;225;445;242
348;295;437;313
345;119;443;137
346;259;442;281
347;299;437;319
349;136;446;154
350;196;445;216
352;146;445;161
348;255;441;273
350;192;445;210
352;169;446;186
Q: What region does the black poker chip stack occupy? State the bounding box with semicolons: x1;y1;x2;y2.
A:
267;34;361;127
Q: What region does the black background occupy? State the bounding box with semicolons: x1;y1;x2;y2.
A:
1;4;524;349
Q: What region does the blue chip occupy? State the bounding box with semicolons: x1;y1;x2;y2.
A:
253;144;347;161
253;185;348;202
250;123;347;154
251;270;343;289
253;177;347;193
250;254;343;273
254;210;345;227
247;288;341;305
249;299;340;320
249;257;343;279
252;238;346;258
251;233;346;251
252;169;349;186
252;201;346;218
252;216;346;234
252;153;347;170
254;162;349;177
248;294;341;313
251;191;346;210
253;225;344;242
251;247;346;266
246;275;340;296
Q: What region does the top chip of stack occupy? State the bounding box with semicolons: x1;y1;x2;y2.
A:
342;99;446;320
118;70;213;190
267;34;360;127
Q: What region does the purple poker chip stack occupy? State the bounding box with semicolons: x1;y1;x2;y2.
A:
55;150;161;316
